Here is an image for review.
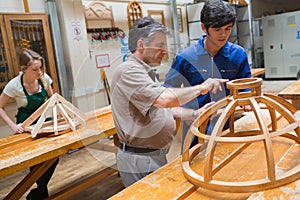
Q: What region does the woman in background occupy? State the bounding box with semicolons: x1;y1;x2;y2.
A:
0;49;58;200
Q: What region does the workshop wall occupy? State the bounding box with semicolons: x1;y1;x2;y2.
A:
251;0;300;18
0;0;188;137
57;0;189;113
0;0;45;12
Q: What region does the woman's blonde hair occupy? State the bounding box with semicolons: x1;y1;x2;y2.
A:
19;49;47;88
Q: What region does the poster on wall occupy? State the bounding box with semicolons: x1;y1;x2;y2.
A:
71;20;83;41
95;54;110;68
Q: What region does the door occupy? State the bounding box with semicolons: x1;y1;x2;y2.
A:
3;13;60;93
0;15;14;91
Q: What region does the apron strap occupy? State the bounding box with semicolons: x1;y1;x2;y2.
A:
20;74;29;96
38;78;45;90
21;74;45;96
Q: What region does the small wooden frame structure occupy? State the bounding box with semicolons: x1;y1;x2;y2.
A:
22;93;87;138
147;10;165;26
84;0;115;29
182;78;300;193
127;0;143;29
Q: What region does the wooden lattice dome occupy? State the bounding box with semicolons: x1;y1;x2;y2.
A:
182;78;300;193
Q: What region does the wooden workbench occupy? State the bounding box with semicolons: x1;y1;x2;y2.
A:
278;79;300;109
251;68;266;77
0;106;117;200
109;110;300;200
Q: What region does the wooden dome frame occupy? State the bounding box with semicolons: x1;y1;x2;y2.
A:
182;78;300;193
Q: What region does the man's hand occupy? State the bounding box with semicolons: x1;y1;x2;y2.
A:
200;78;229;95
243;105;252;112
196;101;215;115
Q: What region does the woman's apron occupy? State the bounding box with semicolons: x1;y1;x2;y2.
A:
16;74;47;124
15;74;58;197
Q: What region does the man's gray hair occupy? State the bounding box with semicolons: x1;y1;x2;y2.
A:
128;17;168;53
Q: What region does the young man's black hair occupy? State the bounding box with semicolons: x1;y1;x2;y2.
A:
201;0;236;30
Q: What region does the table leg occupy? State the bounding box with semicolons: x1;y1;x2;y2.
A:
4;158;58;200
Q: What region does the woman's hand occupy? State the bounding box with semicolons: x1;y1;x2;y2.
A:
11;123;25;134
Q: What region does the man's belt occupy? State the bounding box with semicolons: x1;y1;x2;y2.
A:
119;142;159;154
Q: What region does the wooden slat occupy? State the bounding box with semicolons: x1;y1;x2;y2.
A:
251;68;265;77
0;134;31;150
23;0;29;13
278;80;300;109
278;80;300;99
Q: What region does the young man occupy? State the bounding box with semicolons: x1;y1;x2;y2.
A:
110;17;228;187
164;0;252;149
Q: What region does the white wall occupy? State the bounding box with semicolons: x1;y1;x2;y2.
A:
0;0;45;13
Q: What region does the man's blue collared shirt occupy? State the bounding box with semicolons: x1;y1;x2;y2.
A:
164;35;252;109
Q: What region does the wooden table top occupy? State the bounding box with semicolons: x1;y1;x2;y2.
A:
109;110;300;200
251;68;265;77
0;105;115;179
278;79;300;99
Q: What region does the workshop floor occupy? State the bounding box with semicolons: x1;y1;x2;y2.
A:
0;79;296;200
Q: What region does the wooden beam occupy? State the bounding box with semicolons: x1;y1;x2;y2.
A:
23;0;30;13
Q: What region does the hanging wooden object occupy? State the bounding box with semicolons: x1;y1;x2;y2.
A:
22;93;87;138
84;0;115;29
182;78;300;193
127;0;143;29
